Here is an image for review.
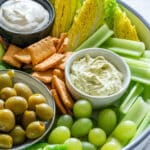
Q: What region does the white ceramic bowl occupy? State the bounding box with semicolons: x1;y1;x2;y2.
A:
65;48;131;109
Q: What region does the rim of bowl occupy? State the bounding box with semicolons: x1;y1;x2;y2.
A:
65;48;131;101
0;0;55;35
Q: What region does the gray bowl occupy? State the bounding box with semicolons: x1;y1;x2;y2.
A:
0;69;55;150
0;0;55;47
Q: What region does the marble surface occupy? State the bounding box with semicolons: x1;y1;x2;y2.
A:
121;0;150;25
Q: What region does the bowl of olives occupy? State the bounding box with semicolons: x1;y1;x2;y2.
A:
0;69;55;150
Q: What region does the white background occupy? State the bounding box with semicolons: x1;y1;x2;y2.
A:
121;0;150;24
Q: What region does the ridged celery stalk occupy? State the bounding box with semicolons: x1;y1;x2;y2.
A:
75;24;113;51
120;82;144;114
103;38;145;57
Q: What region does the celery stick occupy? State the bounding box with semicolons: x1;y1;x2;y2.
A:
130;66;150;85
139;57;150;63
142;50;150;58
103;38;145;57
142;84;150;101
120;83;144;114
107;47;142;57
75;24;114;51
0;44;5;61
104;38;145;53
133;112;150;138
122;97;149;126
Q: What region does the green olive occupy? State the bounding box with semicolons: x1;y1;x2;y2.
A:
0;134;13;149
0;99;4;109
22;110;37;129
0;73;12;90
26;121;46;139
28;94;46;110
0;109;15;132
5;96;28;115
14;82;33;100
36;103;53;121
10;125;26;145
7;70;15;78
0;87;17;100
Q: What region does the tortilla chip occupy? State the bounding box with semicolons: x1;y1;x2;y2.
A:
57;37;69;53
14;48;31;64
2;44;22;68
27;36;56;65
31;70;53;83
34;53;64;71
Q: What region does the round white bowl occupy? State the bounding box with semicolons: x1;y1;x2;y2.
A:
65;48;131;109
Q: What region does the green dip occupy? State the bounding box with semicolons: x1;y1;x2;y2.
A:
70;54;123;96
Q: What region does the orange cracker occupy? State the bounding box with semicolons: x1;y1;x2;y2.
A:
51;89;67;114
55;52;73;70
14;48;31;64
52;75;73;109
27;36;56;65
34;53;64;71
52;69;64;79
57;37;69;53
51;37;59;47
2;44;22;68
55;62;65;70
56;33;67;51
31;70;53;83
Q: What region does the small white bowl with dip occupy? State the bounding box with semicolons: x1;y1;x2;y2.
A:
65;48;131;109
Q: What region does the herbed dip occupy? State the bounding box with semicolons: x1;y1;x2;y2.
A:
0;0;49;32
70;54;123;96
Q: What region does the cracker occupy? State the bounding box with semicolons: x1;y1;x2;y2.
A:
14;48;31;64
55;52;73;70
57;37;69;53
31;70;53;83
2;44;22;68
34;53;64;71
27;36;56;65
52;75;74;109
51;37;59;47
56;33;67;51
51;89;67;114
52;69;64;79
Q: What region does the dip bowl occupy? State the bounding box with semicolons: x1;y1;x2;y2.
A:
0;0;55;47
0;69;55;150
65;48;131;109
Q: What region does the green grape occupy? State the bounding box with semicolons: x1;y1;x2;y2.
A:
65;138;82;150
71;118;93;137
113;120;137;145
56;114;73;129
98;108;117;135
48;126;70;144
82;141;96;150
88;128;106;146
101;141;121;150
73;100;92;118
